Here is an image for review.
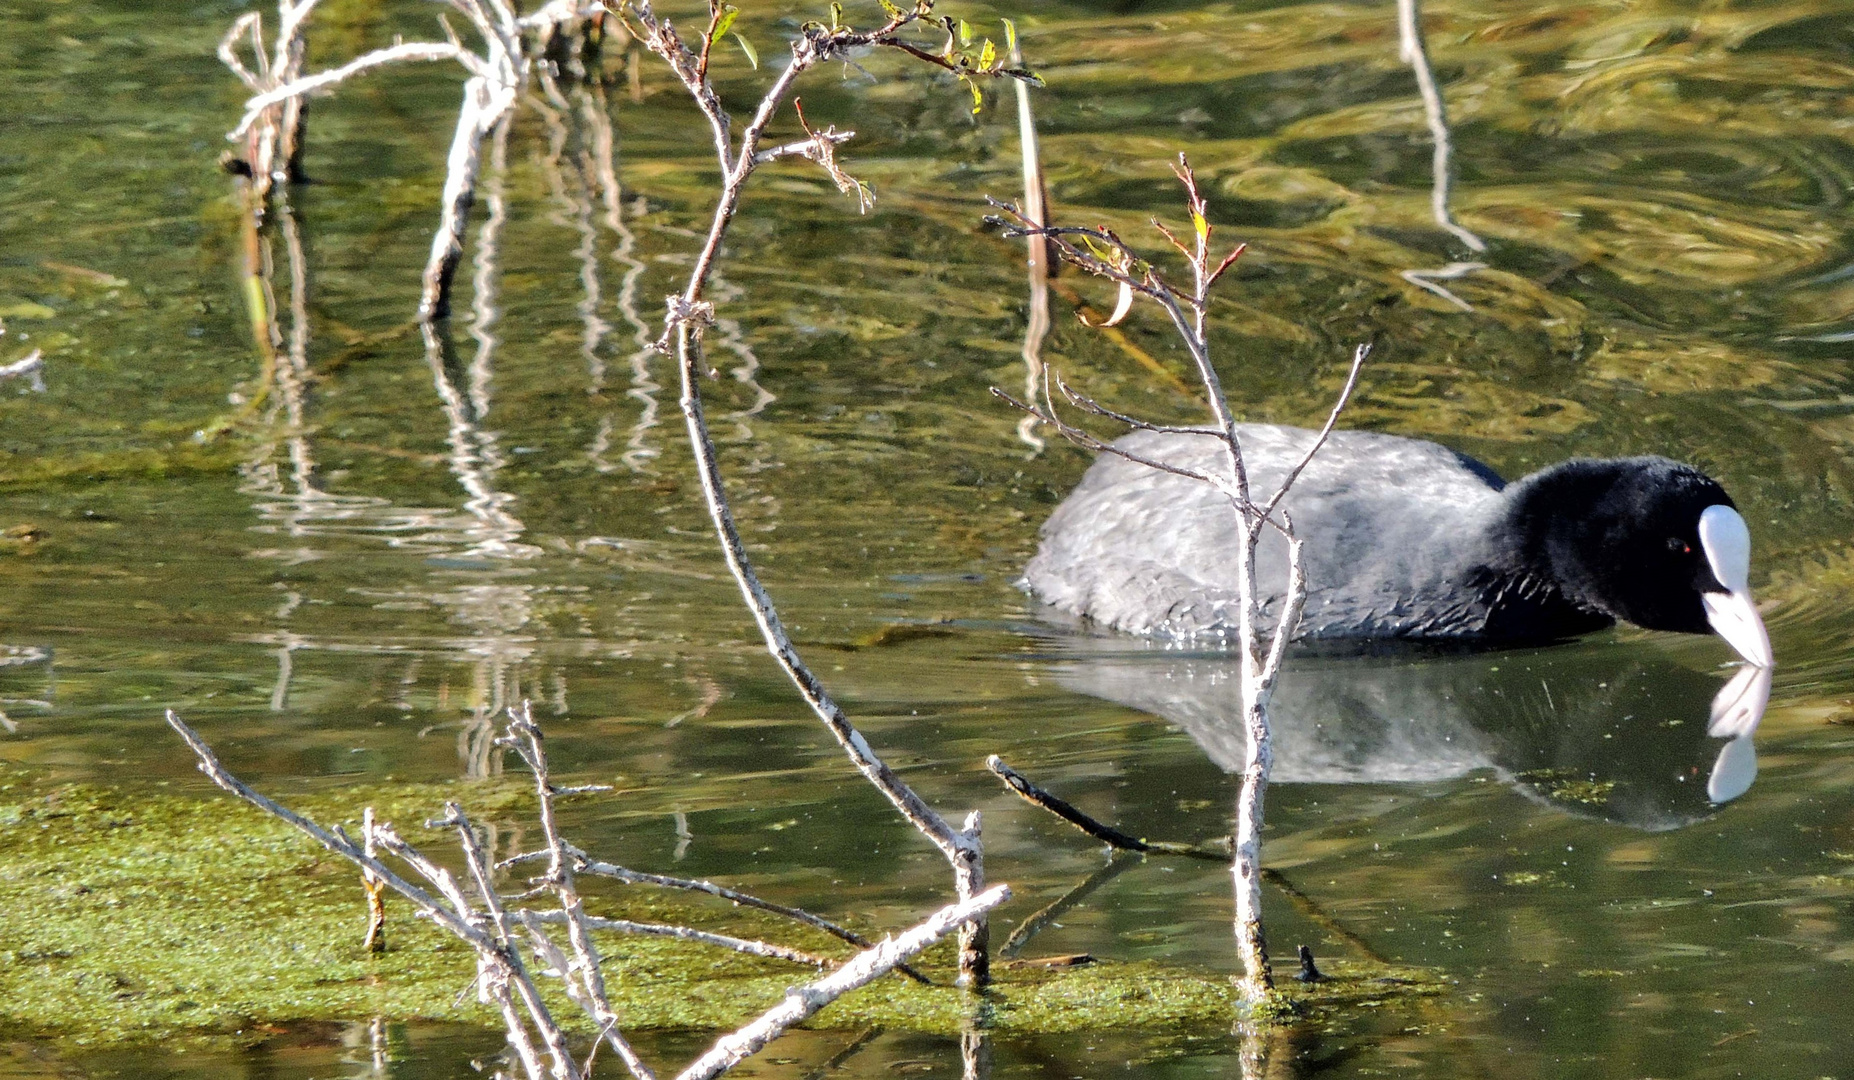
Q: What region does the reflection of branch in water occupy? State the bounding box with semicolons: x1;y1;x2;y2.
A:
241;193;337;535
709;274;776;445
270;631;307;713
672;809;693;861
799;1027;882;1080
576;82;664;473
1400;260;1487;312
960;1030;990;1080
1397;0;1487;316
240;194;337;714
1397;0;1486;256
999;851;1140;958
1260;868;1389;965
467;113;513;420
988;754;1394;981
421;321;539;559
1011;35;1049;457
533;78;614;397
539;76;667;474
665;671;725;727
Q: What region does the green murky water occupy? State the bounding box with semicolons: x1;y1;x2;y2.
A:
5;0;1854;1075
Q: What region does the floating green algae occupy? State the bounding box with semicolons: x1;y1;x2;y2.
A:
0;764;1446;1048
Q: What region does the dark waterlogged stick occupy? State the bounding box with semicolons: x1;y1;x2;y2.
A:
986;755;1231;860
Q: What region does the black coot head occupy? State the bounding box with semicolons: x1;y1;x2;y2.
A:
1522;457;1772;665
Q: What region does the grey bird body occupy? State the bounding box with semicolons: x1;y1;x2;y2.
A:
1023;425;1520;642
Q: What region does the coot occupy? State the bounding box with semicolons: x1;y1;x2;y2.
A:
1022;425;1773;667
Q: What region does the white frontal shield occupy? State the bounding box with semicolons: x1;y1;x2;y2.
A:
1698;505;1773;669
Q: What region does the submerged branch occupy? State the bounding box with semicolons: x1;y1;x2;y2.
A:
986;756;1232;861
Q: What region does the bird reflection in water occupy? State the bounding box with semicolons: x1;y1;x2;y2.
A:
1052;638;1772;829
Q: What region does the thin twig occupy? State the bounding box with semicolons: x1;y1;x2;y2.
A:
672;886;1011;1080
1253;343;1371;534
230;41;482;138
987;755;1148;851
567;857;933;985
524;910;838;968
989;388;1227;491
1054;373;1217;438
503;708;655;1080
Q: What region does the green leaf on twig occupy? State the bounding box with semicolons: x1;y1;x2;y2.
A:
879;0;904;18
732;31;758;69
979;38;996;69
830;2;844;30
709;4;739;45
1002;17;1017;52
957;18;973;45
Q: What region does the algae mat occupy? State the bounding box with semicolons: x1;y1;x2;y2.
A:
0;764;1444;1048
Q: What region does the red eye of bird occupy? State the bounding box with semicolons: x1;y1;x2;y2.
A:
1667;537;1691;555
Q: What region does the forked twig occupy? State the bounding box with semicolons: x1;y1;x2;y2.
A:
167;706;1007;1080
986;153;1371;1002
622;0;1029;987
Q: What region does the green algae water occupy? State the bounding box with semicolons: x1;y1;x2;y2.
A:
5;0;1854;1075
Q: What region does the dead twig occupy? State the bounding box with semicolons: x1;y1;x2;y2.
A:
985;154;1371;1004
500;706;654;1080
563;857;932;985
619;0;1028;987
167;705;1007;1080
524;910;838;969
986;756;1233;861
673;885;1009;1080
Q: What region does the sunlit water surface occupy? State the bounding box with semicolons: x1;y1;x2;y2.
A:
5;0;1854;1076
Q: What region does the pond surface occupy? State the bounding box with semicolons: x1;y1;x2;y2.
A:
5;0;1854;1075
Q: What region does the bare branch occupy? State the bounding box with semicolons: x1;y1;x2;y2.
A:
1253;342;1372;534
626;0;1028;988
672;886;1011;1080
433;800;585;1079
568;858;932;984
500;709;656;1080
1258;519;1306;694
1205;242;1247;291
523;910;837;968
990;387;1229;491
987;755;1149;851
218;12;267;90
790;99;872;212
229;41;482;139
165;711;479;944
1054;373;1211;437
751;130;853;165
